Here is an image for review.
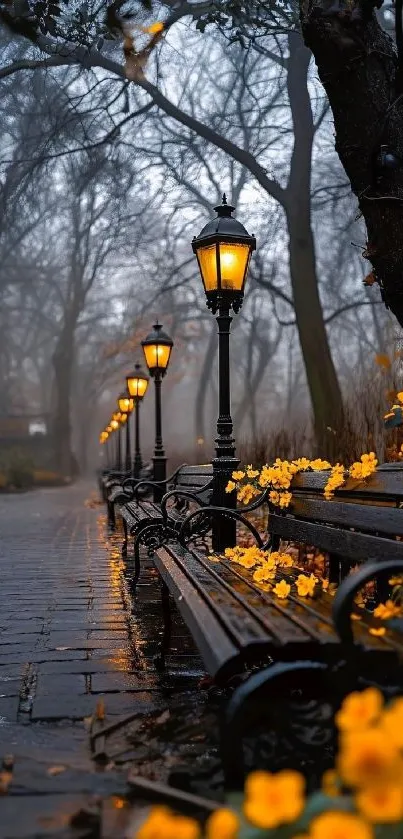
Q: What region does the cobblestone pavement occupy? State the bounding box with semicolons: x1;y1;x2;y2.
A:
0;483;217;838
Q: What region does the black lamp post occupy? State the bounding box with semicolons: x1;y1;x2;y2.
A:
142;323;173;502
118;392;134;472
111;414;121;470
192;194;256;551
126;362;149;477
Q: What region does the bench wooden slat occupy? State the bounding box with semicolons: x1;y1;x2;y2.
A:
293;467;403;501
269;512;403;562
290;497;403;536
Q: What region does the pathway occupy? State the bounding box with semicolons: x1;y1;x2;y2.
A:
0;482;215;837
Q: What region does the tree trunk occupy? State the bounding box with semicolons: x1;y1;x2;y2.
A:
194;323;217;444
286;33;345;452
52;322;75;477
299;1;403;326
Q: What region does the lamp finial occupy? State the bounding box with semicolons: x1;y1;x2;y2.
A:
222;193;227;205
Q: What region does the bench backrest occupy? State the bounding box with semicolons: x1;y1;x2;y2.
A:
172;464;214;503
268;463;403;564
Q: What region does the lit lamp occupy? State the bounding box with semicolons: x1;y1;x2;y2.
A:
110;416;120;470
192;194;256;550
126;362;149;477
142;323;173;501
118;391;134;472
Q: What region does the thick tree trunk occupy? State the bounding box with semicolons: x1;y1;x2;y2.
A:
52;322;75;477
286;34;345;451
194;323;217;443
299;1;403;325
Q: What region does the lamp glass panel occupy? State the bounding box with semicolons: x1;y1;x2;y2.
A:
218;242;251;291
111;420;119;430
120;413;127;424
127;376;148;398
197;243;218;292
118;396;131;413
144;343;171;371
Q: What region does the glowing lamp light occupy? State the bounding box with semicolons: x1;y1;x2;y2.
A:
126;362;149;399
192;194;256;313
142;322;173;377
110;419;119;431
118;391;133;414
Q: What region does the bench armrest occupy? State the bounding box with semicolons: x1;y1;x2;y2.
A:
333;559;403;644
123;464;189;497
178;504;265;548
160;486;213;520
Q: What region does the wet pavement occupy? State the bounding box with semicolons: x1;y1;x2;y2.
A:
0;482;220;837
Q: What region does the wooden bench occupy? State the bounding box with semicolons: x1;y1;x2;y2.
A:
103;463;154;528
141;462;403;787
116;464;214;572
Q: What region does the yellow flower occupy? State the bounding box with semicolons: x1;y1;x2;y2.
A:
369;627;386;637
205;808;239;839
276;553;293;568
244;770;305;829
237;484;260;505
292;457;311;471
309;811;373;839
225;481;236;493
296;573;317;597
335;688;383;732
321;769;339;797
232;470;245;481
279;491;292;508
356;784;403;823
136;807;201;839
337;727;403;788
253;563;276;583
398;391;403;403
269;490;280;505
373;600;402;619
322;579;329;591
143;21;165;33
273;580;291;599
310;459;331;470
246;466;259;479
324;464;345;499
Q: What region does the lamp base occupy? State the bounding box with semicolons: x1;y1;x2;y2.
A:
211;455;239;552
153;455;167;502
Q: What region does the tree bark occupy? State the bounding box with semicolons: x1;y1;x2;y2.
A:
52;320;75;477
286;34;345;451
299;0;403;326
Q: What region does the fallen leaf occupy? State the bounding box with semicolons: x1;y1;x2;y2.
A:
96;699;105;721
47;766;66;776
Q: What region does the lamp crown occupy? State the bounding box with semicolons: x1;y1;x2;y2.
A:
214;193;235;218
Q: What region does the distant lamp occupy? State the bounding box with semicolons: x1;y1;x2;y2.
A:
192;194;256;314
126;362;149;399
142;322;173;377
118;392;134;414
110;419;119;431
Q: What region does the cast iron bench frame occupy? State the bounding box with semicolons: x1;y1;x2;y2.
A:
134;463;403;787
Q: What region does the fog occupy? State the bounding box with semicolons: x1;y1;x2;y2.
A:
0;3;399;481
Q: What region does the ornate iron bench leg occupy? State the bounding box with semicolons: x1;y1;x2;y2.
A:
221;660;329;790
154;580;172;672
122;518;128;559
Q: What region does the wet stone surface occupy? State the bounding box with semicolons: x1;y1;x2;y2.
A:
0;483;221;837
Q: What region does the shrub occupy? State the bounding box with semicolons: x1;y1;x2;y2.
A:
0;449;34;489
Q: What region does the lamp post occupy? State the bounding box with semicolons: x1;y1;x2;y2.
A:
126;362;149;477
142;324;173;501
110;415;120;470
118;392;134;472
192;194;256;551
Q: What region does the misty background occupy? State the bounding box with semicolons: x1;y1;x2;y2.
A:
0;12;400;482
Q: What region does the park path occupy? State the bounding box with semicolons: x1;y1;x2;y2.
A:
0;482;211;837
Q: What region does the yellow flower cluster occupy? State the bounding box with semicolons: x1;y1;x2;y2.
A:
349;452;378;480
223;547;322;600
226;453;378;507
373;599;403;620
324;463;345;499
136;688;403;839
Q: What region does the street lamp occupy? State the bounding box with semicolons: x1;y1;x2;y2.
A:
142;323;173;501
118;391;134;472
110;416;121;470
126;362;149;477
192;194;256;550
